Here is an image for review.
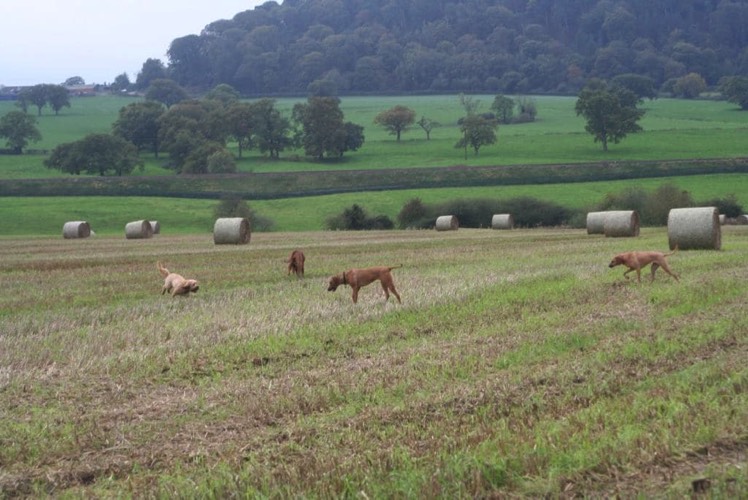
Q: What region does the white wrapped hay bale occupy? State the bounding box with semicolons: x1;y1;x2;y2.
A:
214;217;251;244
491;214;514;230
125;220;154;239
668;207;721;250
719;214;726;225
603;210;640;238
736;214;748;225
149;220;161;234
62;221;91;239
435;215;459;231
586;211;607;234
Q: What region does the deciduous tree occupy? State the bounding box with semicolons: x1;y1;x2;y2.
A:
455;114;498;157
45;134;142;176
373;105;416;141
575;80;645;151
145;79;188;108
719;75;748;110
0;111;42;154
112;101;165;157
292;96;364;159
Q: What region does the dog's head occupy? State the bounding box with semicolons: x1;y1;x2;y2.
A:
608;255;624;268
327;275;342;292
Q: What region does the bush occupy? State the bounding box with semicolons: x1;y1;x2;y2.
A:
213;197;275;231
326;204;394;230
595;182;694;226
700;194;743;218
397;198;428;229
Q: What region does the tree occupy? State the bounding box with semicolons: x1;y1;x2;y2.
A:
611;73;657;100
673;72;707;98
135;58;168;90
292;96;364;160
111;73;131;93
455;115;498;157
373;105;416;141
0;111;42;154
45;134;143;176
64;76;85;86
205;84;240;106
112;101;165;157
416;116;439;140
491;95;514;124
575;80;645;151
250;98;292;159
719;76;748;110
145;79;188;108
27;84;50;116
46;85;70;115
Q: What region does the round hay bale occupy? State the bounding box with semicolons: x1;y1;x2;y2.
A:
491;214;514;230
719;214;726;225
125;220;154;239
586;211;607;234
149;220;161;234
668;207;721;250
736;214;748;225
435;215;459;231
62;221;91;239
213;217;251;244
603;210;640;238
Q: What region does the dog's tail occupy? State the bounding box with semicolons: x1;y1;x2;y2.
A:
665;245;679;257
157;261;169;277
389;264;403;271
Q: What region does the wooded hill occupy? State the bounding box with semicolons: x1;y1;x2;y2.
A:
158;0;748;95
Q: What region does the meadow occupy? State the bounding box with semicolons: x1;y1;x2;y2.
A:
1;94;747;235
1;227;746;497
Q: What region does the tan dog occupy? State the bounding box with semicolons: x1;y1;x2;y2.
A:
157;262;200;296
286;249;306;279
608;248;679;283
327;265;402;304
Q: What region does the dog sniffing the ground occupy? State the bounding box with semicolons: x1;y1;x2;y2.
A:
608;248;679;283
157;262;200;296
286;249;306;279
327;265;402;304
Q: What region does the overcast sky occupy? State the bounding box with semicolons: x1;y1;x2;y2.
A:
1;0;269;86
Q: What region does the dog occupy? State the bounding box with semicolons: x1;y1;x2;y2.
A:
157;262;200;296
608;248;679;283
286;249;306;279
327;265;402;304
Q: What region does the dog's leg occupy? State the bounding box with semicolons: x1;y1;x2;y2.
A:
389;284;401;304
650;263;659;281
658;261;679;281
380;280;390;302
351;287;359;304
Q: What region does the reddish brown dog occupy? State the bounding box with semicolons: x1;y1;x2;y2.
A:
608;248;679;283
158;262;200;296
327;265;402;304
286;249;306;279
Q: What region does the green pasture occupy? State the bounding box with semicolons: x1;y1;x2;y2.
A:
1;228;746;497
1;95;747;179
2;173;747;235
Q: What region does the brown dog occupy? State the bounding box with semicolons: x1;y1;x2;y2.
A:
286;249;305;279
608;248;679;283
157;262;200;296
327;265;402;304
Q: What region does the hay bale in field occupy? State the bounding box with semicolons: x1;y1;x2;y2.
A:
149;221;160;234
736;214;748;225
213;217;251;244
603;210;640;238
586;211;607;234
125;220;154;239
719;214;726;225
435;215;459;231
62;221;91;239
668;207;721;250
491;214;514;230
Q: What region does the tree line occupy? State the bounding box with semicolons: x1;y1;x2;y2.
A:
115;0;748;96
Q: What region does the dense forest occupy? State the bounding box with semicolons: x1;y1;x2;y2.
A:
146;0;748;95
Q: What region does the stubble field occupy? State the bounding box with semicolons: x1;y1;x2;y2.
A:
1;226;746;497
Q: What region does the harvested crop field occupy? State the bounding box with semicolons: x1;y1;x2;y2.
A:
1;227;746;497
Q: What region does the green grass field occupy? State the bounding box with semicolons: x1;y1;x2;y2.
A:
1;227;746;497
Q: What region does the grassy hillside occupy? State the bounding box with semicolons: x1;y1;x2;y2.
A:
1;227;746;497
